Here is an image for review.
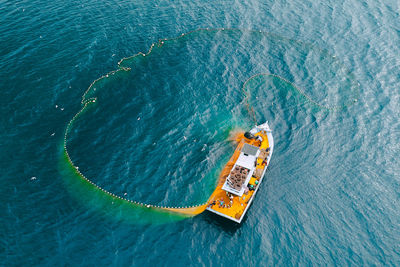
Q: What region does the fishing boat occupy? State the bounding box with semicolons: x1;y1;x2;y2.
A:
206;121;273;223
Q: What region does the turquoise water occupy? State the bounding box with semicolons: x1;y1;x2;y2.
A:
1;1;400;266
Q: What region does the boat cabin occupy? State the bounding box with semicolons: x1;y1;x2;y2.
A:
221;143;260;196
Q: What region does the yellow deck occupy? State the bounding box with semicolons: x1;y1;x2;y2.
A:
206;131;269;221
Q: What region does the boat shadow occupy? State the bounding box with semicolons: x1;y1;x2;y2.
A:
199;211;250;233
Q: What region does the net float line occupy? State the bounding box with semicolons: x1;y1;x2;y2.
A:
62;27;360;218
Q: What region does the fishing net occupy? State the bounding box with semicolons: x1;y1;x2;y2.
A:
61;28;360;222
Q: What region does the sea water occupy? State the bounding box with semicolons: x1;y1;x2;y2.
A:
1;0;399;266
